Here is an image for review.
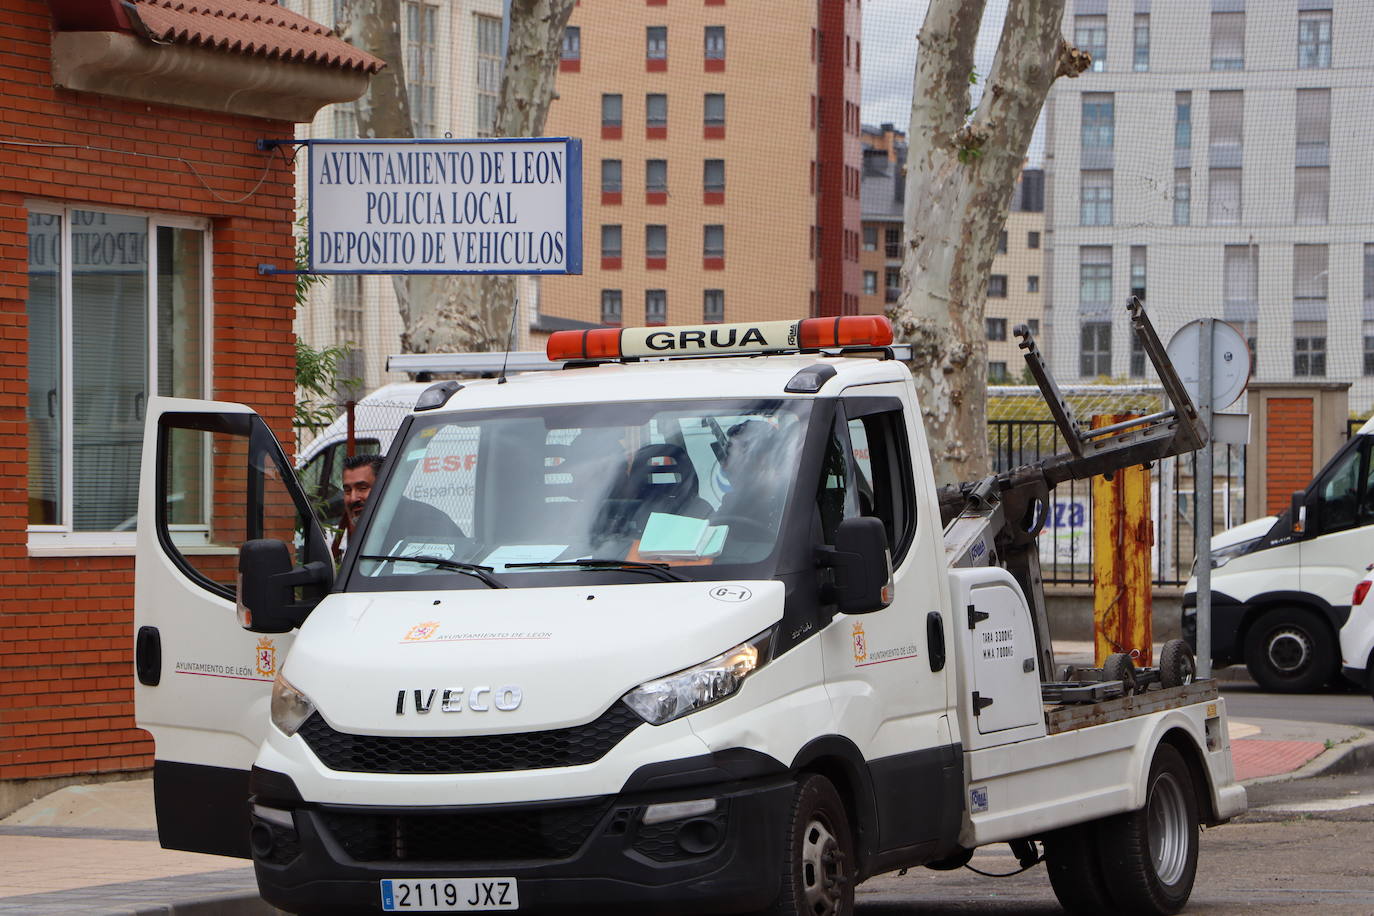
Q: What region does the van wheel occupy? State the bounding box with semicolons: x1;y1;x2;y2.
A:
769;774;855;916
1244;608;1335;693
1097;743;1199;915
1043;821;1113;914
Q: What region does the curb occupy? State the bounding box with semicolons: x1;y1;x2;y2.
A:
133;893;283;915
1241;728;1374;787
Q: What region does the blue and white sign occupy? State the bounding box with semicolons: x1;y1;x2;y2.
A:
306;137;582;275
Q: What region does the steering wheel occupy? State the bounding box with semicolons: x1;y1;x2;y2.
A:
710;514;774;541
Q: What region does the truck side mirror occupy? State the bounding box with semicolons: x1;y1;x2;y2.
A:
822;517;894;615
237;539;332;633
1290;490;1307;535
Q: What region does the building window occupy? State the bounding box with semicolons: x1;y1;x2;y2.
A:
1366;243;1374;309
988;362;1009;384
1294;243;1328;307
600;289;622;326
1080;246;1112;308
646;159;668;193
1211;11;1244;70
1130;333;1146;379
561;25;580;60
601;224;622;259
27;208;208;534
646;26;667;60
1223;244;1258;308
1210;90;1243;158
705;25;725;60
1173;169;1191;226
1209;168;1241;225
1028;319;1040;336
1027;275;1040;293
1027;231;1041;250
602;93;623;128
1075;14;1106;71
475;14;502;136
646;93;668;128
1080;322;1112;377
1130;246;1146;302
1295;167;1329;225
1364;327;1374;377
704;158;725;192
1081;170;1113;226
884;267;901;303
1294;330;1326;377
646;224;667;259
704;93;725;128
1081;94;1114;149
1175;91;1191;149
863;271;877;295
601;159;622;193
885;227;901;259
996;230;1008;254
988;276;1008;299
1298;10;1332;70
863;225;878;251
986;317;1007;340
1133;14;1150;71
704;224;725;258
704;289;725;324
403;1;438;136
646;289;667;325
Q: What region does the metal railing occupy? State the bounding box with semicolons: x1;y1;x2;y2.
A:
989;419;1246;587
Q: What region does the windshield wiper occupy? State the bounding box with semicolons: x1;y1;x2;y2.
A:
359;554;506;589
504;559;687;582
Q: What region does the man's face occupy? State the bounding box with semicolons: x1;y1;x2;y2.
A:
341;465;377;525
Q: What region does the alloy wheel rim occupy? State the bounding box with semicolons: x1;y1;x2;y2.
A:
800;815;845;915
1147;771;1190;886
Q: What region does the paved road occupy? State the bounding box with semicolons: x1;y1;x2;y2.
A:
1221;680;1374;728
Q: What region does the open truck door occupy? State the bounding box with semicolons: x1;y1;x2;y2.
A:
134;398;332;858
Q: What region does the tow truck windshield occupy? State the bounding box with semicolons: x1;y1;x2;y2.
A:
348;398;812;589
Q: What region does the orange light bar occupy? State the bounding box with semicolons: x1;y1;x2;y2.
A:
547;328;623;361
798;316;894;349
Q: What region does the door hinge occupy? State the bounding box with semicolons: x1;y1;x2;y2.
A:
971;692;994;715
967;604;990;630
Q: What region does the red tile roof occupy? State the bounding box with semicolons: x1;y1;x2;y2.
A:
121;0;385;74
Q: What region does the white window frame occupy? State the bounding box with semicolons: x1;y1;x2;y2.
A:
27;201;213;556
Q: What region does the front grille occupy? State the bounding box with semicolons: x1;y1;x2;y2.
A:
297;705;643;775
318;801;612;862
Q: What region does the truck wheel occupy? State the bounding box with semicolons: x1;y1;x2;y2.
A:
1103;653;1139;695
1097;742;1199;915
769;774;855;916
1043;821;1114;914
1243;607;1335;693
1159;640;1196;688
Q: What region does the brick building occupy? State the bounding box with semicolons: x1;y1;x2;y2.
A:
540;0;864;328
0;0;378;807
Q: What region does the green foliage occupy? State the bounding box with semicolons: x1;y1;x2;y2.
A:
294;214;328;308
295;337;360;432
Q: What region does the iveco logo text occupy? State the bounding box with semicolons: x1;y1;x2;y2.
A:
396;686;523;715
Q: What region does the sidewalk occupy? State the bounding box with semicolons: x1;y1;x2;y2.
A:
2;648;1369;915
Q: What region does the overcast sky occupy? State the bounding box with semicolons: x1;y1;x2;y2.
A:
861;1;1044;163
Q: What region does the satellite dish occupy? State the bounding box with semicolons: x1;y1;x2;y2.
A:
1166;319;1250;411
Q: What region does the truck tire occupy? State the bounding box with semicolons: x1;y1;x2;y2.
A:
768;774;855;916
1243;607;1335;693
1097;742;1199;915
1159;640;1196;688
1043;821;1114;914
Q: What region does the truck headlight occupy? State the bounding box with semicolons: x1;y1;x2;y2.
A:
622;630;773;725
1209;537;1260;570
271;672;316;737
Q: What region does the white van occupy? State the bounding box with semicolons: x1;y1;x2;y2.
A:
1184;416;1374;692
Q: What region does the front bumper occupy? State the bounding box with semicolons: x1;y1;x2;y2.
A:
249;767;794;915
1181;591;1247;666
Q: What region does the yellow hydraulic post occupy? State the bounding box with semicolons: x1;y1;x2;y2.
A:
1091;414;1154;667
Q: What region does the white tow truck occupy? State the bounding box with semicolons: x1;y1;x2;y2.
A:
133;303;1244;916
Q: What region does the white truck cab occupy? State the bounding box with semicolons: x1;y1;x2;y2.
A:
1183;416;1374;692
134;312;1243;916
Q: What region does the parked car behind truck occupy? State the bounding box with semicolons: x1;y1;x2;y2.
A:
134;311;1243;915
1183;416;1374;692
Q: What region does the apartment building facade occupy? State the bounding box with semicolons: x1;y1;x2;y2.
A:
1045;0;1374;410
540;0;864;328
